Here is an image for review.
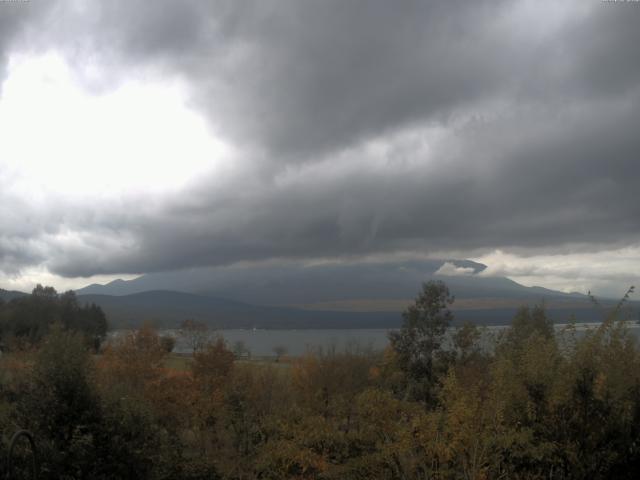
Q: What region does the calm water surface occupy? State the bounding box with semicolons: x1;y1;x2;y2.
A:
109;322;640;357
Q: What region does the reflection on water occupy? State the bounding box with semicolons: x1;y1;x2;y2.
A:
108;321;640;357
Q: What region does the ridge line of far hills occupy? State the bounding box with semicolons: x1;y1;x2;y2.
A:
2;260;637;329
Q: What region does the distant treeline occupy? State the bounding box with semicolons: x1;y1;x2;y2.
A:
1;281;640;479
0;284;107;350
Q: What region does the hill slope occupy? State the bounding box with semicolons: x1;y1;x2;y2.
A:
77;290;402;329
75;289;614;330
76;259;586;306
0;289;28;302
72;259;621;328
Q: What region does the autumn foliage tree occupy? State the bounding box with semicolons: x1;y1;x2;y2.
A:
99;323;167;388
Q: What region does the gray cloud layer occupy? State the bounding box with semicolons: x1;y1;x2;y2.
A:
1;0;640;279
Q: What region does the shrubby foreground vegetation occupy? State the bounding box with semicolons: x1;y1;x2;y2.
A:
1;282;640;479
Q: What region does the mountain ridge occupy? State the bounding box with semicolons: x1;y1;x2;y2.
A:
75;289;613;330
7;260;628;330
66;259;624;328
75;259;587;304
0;288;29;302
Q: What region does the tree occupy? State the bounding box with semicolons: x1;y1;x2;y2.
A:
160;335;176;353
0;286;108;349
31;284;58;300
18;325;102;477
192;337;235;394
388;280;454;404
99;324;167;389
233;340;249;358
179;319;209;354
508;304;554;345
453;321;482;361
272;345;288;362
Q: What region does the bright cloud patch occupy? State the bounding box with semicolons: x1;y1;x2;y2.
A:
0;52;233;198
475;248;640;298
0;265;139;293
434;262;476;277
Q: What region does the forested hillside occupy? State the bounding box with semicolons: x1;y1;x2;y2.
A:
0;285;107;349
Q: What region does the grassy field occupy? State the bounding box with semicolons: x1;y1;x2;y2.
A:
163;353;192;371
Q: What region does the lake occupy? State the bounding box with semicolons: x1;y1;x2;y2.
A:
109;321;640;357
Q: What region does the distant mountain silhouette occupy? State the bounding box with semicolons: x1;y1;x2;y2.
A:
1;275;624;330
75;290;610;330
77;290;403;329
76;259;586;305
0;288;28;302
68;259;630;328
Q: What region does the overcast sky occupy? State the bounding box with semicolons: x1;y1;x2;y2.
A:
1;0;639;297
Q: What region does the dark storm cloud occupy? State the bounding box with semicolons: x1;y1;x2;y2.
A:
23;0;526;158
47;94;640;277
43;1;639;160
0;1;49;86
2;0;640;278
0;189;50;274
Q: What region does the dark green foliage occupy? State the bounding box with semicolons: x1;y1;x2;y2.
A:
388;280;454;403
0;285;107;349
508;304;554;345
17;326;102;478
91;393;177;480
452;321;482;362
